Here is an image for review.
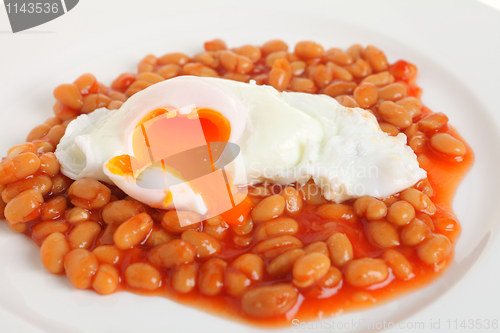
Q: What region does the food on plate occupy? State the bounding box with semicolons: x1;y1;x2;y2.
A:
0;38;473;326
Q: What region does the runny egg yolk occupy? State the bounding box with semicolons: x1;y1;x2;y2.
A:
106;155;133;176
197;108;231;143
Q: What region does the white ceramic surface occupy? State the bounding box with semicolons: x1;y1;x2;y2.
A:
0;0;499;332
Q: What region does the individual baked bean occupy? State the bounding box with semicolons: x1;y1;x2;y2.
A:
251;195;285;222
46;125;66;145
96;222;118;246
262;40;288;54
382;249;414;280
430;133;466;156
379;123;399;136
362;45;388;72
107;100;123;110
387;200;415;226
353;82;378;108
32;220;69;240
404;123;418;137
345;59;372;78
418;112;449;132
326;62;353;81
378;82;407;101
306;266;343;298
345;258;389;288
417;154;431;169
113;213;153;250
136;72;164;84
298;179;327;205
68;178;111;210
396;97;422;118
417;234;452;265
148;239;196;268
53;83;83;110
7;142;37;158
324;48;353;66
181;230;221;259
290;77;317;93
337;95;359;108
125;263;161;290
304;241;329;256
5;219;27;233
39;152;60;178
241;283;298;318
218;50;238;71
172;263;198;293
204;219;230;240
198;258;227;296
290;61;306;76
231;216;254;235
415;178;434;197
64;249;98;289
322;81;357;98
327;233;353;267
233;45;262;62
2;174;52;202
74;73;98;94
158;52;189;66
66;207;90;223
264;51;288;68
92;264;119;295
138;54;157;67
110;73;135;90
45;117;61;127
249;185;270;197
361;71;395;87
92;245;123;265
222;72;250;82
182;62;219;77
125;80;152;97
68;221;102;250
42;196;67;220
156;64;181;79
317;203;356;223
346;44;363;61
0;152;40;185
33;139;55;154
102;199;145;225
53;101;79;122
26;124;51;142
161;210;202;233
145;227;174;247
40;232;70;274
295;41;324;59
378;101;412;129
267;249;304;278
251;73;268;85
400;188;436;215
4;189;44;223
408;131;428;153
80;94;111;114
232;253;265;282
233;234;253;247
309;64;333;88
388;60;417;81
292;252;331;288
253;235;302;259
367;221;400;248
204;39;227;51
268;67;290;91
193;51;219;68
254;217;299;240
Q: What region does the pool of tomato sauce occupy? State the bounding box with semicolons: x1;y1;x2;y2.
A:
17;61;474;328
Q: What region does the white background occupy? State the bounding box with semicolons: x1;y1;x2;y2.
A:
0;1;500;332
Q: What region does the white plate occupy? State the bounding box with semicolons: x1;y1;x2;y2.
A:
1;0;500;332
